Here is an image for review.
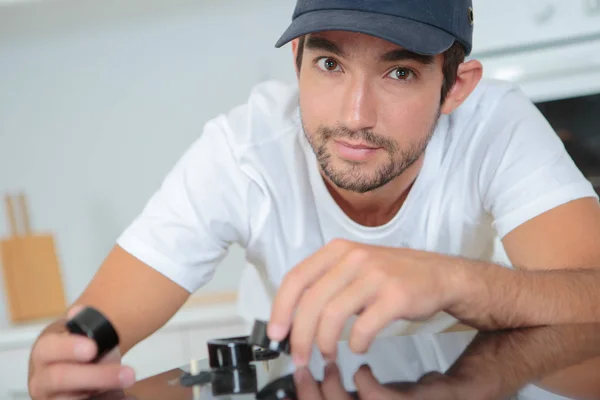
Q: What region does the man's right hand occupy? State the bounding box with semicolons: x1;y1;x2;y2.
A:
28;306;136;400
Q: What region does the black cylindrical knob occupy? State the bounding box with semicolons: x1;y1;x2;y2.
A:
211;366;258;396
207;336;254;369
256;374;297;400
249;320;291;354
65;307;120;363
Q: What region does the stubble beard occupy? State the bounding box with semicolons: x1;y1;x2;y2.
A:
303;111;441;194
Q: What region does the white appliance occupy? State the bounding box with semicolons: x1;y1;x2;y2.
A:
472;0;600;103
470;0;600;189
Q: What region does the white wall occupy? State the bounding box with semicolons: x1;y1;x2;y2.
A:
0;0;297;328
1;0;597;329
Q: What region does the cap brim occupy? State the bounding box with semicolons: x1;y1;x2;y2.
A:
275;9;456;56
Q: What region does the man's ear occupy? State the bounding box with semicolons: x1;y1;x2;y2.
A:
291;38;301;76
291;38;300;55
441;60;483;115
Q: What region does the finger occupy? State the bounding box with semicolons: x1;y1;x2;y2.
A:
53;392;93;400
354;365;404;399
37;363;135;395
321;363;352;400
33;333;98;364
290;250;366;365
316;274;381;361
417;371;446;385
268;239;353;341
354;365;388;394
294;367;323;400
405;372;454;398
349;294;398;354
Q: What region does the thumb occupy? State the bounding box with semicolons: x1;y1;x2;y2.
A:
354;365;381;392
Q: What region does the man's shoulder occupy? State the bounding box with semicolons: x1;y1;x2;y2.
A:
455;77;530;119
445;78;542;145
433;77;554;177
211;79;302;150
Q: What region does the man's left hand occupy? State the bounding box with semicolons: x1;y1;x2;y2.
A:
267;239;467;366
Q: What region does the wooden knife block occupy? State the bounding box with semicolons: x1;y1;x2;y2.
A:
0;193;67;323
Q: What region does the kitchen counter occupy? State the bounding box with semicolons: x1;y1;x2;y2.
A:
97;321;600;400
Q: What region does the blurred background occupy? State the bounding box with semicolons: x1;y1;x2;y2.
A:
0;0;297;329
0;0;599;396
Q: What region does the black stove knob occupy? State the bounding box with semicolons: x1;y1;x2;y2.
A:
211;365;258;396
65;307;119;363
180;364;258;395
256;374;297;400
207;336;254;369
249;320;291;354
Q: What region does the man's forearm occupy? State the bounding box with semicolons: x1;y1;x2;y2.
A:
445;323;600;399
448;259;600;330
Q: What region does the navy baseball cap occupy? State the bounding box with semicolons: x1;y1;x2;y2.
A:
275;0;474;56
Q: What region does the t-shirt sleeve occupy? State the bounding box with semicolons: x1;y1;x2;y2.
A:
116;115;252;293
479;87;599;239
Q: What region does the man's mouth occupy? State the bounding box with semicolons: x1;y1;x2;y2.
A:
333;140;382;161
334;140;381;150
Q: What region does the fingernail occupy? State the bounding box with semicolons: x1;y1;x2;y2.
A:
74;342;95;361
267;323;287;341
119;367;136;388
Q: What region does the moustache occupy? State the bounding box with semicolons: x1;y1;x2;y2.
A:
317;126;397;152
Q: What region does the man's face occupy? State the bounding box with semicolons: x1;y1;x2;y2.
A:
296;31;445;193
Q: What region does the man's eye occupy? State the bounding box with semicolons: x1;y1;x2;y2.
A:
388;67;415;81
317;58;342;72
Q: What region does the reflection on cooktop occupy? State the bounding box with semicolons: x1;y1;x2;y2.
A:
92;322;600;400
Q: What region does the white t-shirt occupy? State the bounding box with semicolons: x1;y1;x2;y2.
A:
117;78;598;335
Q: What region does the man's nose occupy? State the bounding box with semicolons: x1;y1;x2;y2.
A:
339;76;378;133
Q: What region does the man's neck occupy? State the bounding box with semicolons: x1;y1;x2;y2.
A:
321;157;424;227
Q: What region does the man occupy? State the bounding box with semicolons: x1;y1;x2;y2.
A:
27;0;600;398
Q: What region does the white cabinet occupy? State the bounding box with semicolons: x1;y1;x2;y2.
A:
479;36;600;102
122;312;249;381
121;330;189;382
0;299;246;398
0;347;33;400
